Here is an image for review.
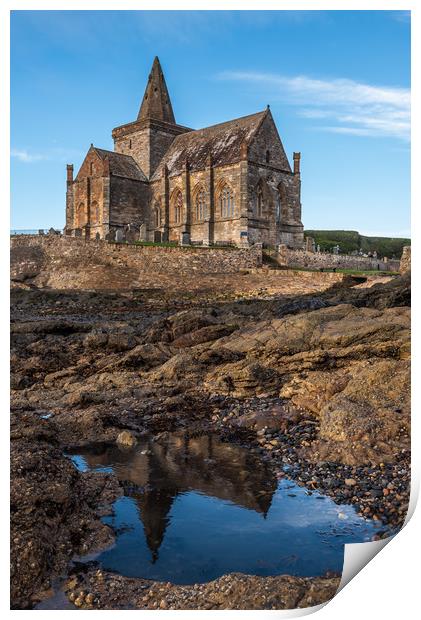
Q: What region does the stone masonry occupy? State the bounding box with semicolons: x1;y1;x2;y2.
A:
65;57;304;249
11;235;263;285
399;246;411;274
275;246;400;272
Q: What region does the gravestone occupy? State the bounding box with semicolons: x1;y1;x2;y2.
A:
181;231;191;246
125;226;138;244
154;230;162;243
115;229;124;243
306;236;315;253
139;223;147;242
95;232;101;241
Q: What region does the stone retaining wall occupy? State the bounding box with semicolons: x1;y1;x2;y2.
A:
275;246;400;272
399;246;411;274
10;235;263;284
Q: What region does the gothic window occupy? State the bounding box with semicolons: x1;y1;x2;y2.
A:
91;201;99;224
77;202;85;227
90;162;94;175
129;139;132;150
266;150;270;163
220;184;234;218
154;203;161;227
173;190;183;224
256;185;264;217
275;195;281;223
195;189;206;221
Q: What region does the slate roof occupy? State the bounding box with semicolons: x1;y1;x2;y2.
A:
151;110;267;180
94;148;148;182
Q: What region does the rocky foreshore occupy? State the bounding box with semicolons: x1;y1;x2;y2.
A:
10;270;410;609
62;569;341;610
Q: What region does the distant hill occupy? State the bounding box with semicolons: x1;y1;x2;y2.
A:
304;230;410;259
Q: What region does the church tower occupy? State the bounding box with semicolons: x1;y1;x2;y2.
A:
112;57;190;178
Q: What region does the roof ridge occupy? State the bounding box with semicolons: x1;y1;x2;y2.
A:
184;109;266;136
94;146;137;160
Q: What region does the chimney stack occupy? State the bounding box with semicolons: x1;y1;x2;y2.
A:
66;164;74;183
293;152;301;175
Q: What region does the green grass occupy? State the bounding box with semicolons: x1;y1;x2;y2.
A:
133;241;178;247
132;241;237;250
304;229;410;259
335;268;399;276
280;266;399;276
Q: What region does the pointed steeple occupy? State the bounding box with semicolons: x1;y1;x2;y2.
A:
137;57;176;124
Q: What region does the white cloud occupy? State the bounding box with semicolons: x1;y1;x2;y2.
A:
218;71;410;141
11;149;46;163
11;147;85;164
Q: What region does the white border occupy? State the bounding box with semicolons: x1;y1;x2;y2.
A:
2;2;418;618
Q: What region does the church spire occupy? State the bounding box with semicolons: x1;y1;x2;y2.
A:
137;56;176;124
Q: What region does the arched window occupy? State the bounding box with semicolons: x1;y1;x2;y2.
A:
220;185;234;218
91;201;99;224
173;190;183;224
154;203;161;227
129;139;132;150
77;202;85;227
265;150;270;163
256;185;263;217
275;194;281;223
195;189;206;221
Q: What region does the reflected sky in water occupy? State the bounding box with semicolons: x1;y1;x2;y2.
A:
69;433;381;584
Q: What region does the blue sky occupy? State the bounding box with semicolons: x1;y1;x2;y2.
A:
10;10;410;236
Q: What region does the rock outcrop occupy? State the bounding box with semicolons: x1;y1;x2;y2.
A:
10;270;410;608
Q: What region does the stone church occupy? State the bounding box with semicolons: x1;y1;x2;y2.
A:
65;57;304;248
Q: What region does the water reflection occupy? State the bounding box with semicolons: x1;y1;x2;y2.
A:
69;433;382;584
71;434;277;561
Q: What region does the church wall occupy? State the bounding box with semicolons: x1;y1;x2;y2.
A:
113;120;189;179
248;112;292;172
149;129;183;178
66;150;112;238
245;111;304;249
114;126;152;178
246;164;282;247
246;164;303;248
109;177;149;231
185;167;210;244
150;163;245;245
70;177;107;238
211;164;243;245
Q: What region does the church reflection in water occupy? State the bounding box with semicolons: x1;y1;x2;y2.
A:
71;433;278;562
